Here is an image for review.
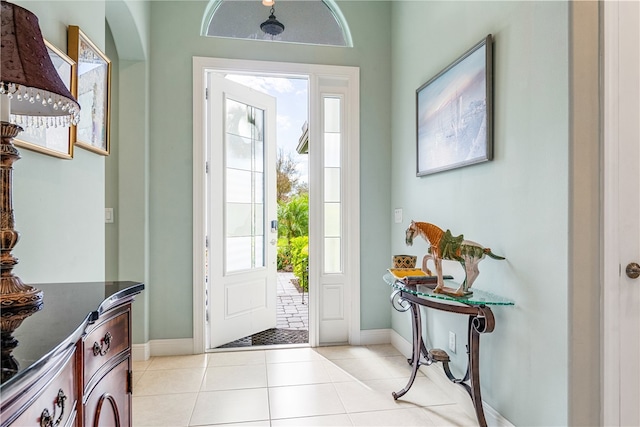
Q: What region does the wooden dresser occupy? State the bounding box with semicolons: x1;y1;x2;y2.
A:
0;281;144;427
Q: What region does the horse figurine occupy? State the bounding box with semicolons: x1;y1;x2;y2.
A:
405;221;505;296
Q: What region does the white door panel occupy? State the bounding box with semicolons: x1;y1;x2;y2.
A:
604;1;640;423
617;2;640;422
208;74;277;348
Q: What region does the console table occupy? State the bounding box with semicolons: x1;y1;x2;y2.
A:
1;281;144;427
384;273;513;427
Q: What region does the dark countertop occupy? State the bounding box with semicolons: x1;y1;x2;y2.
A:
0;281;144;391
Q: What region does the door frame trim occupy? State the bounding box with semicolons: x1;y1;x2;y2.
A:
192;57;360;352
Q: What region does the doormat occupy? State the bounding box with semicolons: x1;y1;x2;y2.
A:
217;328;309;348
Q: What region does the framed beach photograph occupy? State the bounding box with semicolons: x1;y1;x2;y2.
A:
13;40;76;159
67;25;111;155
416;34;493;176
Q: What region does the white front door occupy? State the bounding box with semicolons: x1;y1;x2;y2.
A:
207;74;277;348
192;58;360;352
603;1;640;423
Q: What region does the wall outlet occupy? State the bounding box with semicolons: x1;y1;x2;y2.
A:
394;208;403;224
448;331;456;353
105;208;114;224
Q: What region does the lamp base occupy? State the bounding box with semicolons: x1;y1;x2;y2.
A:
0;277;43;308
1;121;43;309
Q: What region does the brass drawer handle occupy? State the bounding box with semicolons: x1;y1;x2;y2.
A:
93;331;112;356
40;389;66;427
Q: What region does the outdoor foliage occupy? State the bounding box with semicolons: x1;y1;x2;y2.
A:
277;238;292;271
277;193;308;244
277;149;300;203
290;236;309;292
276;157;309;291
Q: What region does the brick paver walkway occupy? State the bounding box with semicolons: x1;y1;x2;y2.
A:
277;272;308;331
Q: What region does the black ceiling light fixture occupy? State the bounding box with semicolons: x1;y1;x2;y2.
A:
260;5;284;36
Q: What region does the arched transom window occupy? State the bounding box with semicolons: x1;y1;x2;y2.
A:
202;0;352;47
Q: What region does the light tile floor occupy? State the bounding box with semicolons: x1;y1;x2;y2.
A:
132;345;478;426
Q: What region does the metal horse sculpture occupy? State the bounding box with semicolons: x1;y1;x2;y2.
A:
405;221;505;296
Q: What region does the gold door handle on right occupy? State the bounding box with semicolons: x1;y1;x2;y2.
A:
626;263;640;279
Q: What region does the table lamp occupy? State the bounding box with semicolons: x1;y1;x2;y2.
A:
0;1;80;309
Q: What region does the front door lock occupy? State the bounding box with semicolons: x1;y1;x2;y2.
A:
626;262;640;279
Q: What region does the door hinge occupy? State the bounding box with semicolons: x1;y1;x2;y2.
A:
206;161;209;174
205;236;209;248
127;370;133;394
205;289;209;323
205;87;209;100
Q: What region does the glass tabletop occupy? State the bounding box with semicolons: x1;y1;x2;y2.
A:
383;273;514;306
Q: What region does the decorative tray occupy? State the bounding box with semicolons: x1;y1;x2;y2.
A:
387;268;453;286
387;268;428;279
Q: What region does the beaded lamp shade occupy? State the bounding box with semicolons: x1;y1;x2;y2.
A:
0;0;80;126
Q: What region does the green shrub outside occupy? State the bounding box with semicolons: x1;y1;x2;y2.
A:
277;193;309;291
277;239;292;271
290;236;309;292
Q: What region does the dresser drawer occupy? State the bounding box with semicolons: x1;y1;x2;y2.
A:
83;308;130;391
9;348;78;427
83;357;130;427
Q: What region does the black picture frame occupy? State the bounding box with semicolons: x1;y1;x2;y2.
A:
416;34;493;176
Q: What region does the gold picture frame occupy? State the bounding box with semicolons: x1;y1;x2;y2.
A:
67;25;111;155
13;40;76;159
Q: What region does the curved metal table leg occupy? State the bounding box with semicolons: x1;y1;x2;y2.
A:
467;307;495;427
392;301;423;400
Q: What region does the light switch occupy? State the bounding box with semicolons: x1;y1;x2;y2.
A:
105;208;114;223
394;208;403;224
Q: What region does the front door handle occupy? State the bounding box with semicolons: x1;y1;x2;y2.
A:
626;262;640;279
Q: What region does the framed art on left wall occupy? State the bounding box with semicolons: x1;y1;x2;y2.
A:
67;25;111;155
13;40;76;159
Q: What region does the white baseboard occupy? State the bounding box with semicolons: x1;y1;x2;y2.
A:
358;328;391;345
390;330;513;427
132;338;195;360
132;342;150;361
390;328;413;356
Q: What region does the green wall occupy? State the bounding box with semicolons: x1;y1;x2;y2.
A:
389;1;599;425
12;1;106;284
146;0;393;340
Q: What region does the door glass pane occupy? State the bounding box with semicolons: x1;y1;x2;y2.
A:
254;236;264;268
324;203;341;237
254;172;264;203
324;237;341;273
255;139;264;172
324;97;341;133
324;168;340;202
324;133;341;167
226;169;252;203
225;98;266;273
227;203;252;236
226;98;252;138
226;134;252;170
255;203;264;235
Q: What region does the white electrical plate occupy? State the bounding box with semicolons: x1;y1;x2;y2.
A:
394;208;403;224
